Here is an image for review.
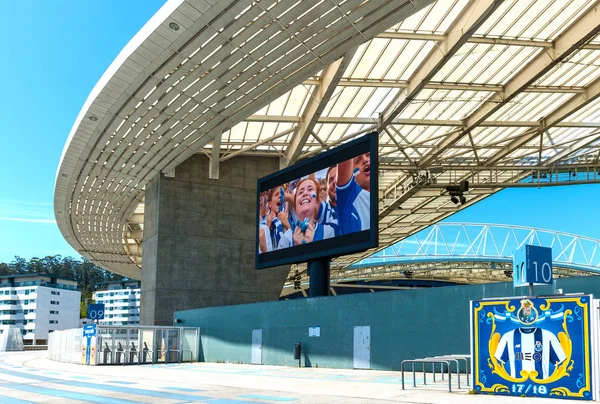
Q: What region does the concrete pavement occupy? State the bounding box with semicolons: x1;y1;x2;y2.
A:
0;351;571;403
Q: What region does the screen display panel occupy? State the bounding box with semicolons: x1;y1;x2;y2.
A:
256;132;378;269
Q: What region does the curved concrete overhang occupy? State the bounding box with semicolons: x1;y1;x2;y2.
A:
55;0;437;278
57;1;600;280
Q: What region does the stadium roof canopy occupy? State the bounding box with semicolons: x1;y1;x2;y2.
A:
55;0;600;279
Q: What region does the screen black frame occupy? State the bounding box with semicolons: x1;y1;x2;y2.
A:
255;132;378;269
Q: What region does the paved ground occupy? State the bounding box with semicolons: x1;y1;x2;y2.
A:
0;351;570;403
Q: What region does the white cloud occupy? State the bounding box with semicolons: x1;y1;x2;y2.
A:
0;200;55;223
0;217;56;224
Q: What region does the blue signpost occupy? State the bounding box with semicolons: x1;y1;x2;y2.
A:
82;324;97;365
513;245;553;293
87;303;105;320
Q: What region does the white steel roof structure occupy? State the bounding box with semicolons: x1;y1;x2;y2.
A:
283;222;600;293
56;0;600;280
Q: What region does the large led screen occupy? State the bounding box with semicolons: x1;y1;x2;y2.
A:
256;132;378;269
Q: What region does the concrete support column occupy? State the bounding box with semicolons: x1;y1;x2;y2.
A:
141;155;289;326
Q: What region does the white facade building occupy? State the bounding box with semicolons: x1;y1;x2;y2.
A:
92;280;140;326
0;274;80;345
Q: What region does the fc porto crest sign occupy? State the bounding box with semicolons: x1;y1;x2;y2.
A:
471;296;597;400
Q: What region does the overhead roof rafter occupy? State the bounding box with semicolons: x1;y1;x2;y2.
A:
485;76;600;166
419;1;600;167
283;48;357;166
377;0;505;132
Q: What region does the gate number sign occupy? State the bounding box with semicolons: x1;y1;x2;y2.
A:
87;303;105;320
513;245;553;287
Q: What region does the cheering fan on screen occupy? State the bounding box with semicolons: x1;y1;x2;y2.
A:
277;178;334;249
336;153;371;234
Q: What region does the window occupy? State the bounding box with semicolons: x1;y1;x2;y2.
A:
25;290;30;295
50;301;59;305
49;320;58;324
49;310;59;315
51;291;60;296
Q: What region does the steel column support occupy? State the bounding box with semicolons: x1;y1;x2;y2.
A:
209;133;221;179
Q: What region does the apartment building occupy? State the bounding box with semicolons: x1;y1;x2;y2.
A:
92;280;140;326
0;274;80;345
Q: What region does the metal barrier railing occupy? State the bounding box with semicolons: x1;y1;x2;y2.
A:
400;354;471;393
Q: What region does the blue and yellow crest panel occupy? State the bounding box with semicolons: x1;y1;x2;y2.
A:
471;296;596;400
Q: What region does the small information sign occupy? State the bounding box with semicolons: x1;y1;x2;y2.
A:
513;245;553;287
87;303;105;320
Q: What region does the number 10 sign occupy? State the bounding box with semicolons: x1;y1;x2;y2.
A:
513;245;553;287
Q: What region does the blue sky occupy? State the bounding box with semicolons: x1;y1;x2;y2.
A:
0;1;599;264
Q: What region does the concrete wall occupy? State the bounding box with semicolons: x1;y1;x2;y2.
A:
176;276;600;370
142;155;289;325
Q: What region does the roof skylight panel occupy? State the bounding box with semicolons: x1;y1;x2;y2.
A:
411;125;453;145
351;38;389;79
323;86;359;117
566;98;600;123
485;0;537;38
537;0;593;40
344;41;370;78
489;47;542;86
254;121;278;141
365;40;402;80
502;0;556;39
358;87;393;118
283;85;312;116
344;87;376;117
395;41;435;81
457;45;507;84
474;1;522;37
518;1;570;40
548;127;593;148
534;50;599;87
395;2;436;32
315;123;336;143
435;0;468;33
264;88;289;116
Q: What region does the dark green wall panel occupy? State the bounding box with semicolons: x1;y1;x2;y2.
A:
176;276;600;369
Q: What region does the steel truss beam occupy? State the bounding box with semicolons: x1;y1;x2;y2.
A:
375;32;600;50
377;0;504;132
283;49;356;166
301;78;585;93
418;2;600;167
246;115;600;128
485;77;600;166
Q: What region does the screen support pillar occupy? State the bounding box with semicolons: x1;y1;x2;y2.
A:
308;259;330;297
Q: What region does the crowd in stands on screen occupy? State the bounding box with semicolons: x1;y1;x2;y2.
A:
258;154;370;253
315;166;340;236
